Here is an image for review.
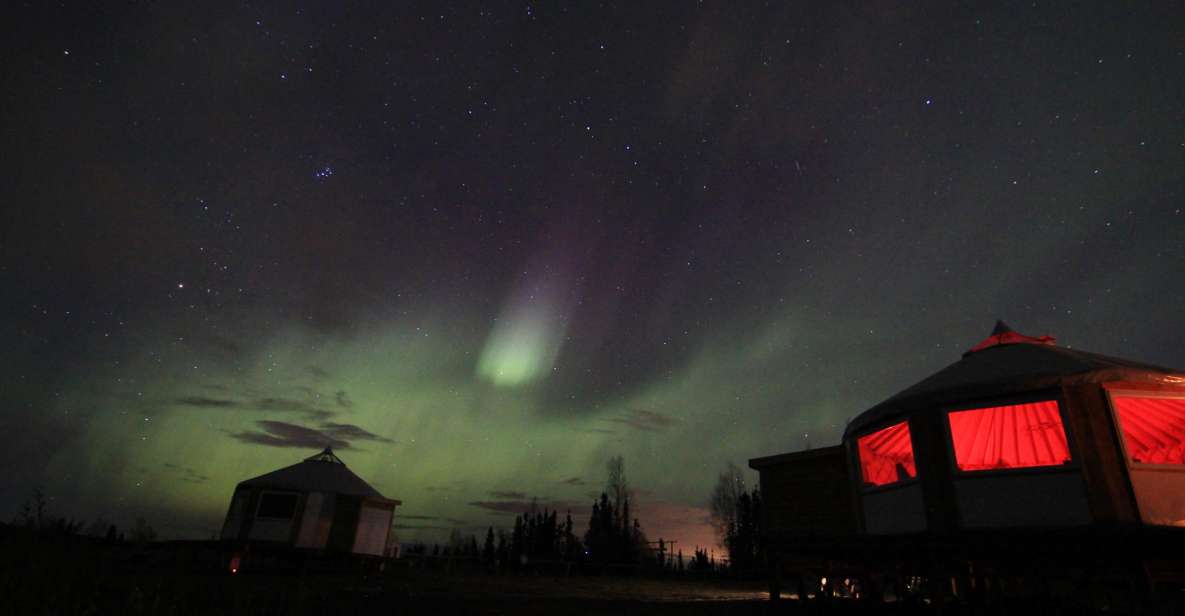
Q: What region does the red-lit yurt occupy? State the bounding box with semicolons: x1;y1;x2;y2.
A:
844;321;1185;535
751;322;1185;602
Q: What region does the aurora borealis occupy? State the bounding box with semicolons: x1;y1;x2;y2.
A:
3;3;1184;550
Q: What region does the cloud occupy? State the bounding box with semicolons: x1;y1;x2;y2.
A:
229;419;394;450
488;490;526;499
174;395;335;423
321;422;393;443
308;365;329;379
231;420;352;450
335;390;353;409
399;514;467;524
560;477;585;486
255;397;322;413
468;498;585;516
174;396;238;408
608;409;679;432
163;462;210;484
252;397;336;421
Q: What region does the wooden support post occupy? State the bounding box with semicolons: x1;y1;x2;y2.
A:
767;550;782;602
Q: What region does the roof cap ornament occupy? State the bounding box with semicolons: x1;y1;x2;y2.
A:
305;446;345;465
965;320;1056;355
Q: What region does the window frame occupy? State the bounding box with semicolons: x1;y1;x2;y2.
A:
1106;389;1185;473
942;393;1080;478
255;491;300;520
854;418;920;493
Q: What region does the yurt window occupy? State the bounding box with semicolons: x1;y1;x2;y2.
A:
947;400;1071;472
256;492;299;519
1111;394;1185;466
856;420;917;487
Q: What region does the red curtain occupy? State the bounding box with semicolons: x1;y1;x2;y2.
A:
947;400;1071;471
1112;395;1185;465
857;420;916;486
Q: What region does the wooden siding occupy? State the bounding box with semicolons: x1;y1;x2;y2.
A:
751;445;855;538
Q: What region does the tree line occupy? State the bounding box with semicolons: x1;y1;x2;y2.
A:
709;462;765;574
9;489;159;543
404;456;736;574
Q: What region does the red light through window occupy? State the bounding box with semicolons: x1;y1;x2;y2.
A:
857;420;916;486
1112;395;1185;465
947;400;1071;471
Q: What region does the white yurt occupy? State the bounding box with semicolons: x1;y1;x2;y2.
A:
221;448;400;557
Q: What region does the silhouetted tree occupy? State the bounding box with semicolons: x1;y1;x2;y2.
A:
468;535;479;559
496;529;509;569
511;515;525;567
14;489;47;529
582;457;649;568
607;455;630;512
84;517;112;538
130;517;157;543
483;527;496;567
723;486;764;572
563;510;579;561
709;463;746;548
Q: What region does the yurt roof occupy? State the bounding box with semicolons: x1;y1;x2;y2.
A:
845;322;1185;438
238;448;388;499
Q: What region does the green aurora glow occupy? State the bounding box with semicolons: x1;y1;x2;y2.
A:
5;1;1184;554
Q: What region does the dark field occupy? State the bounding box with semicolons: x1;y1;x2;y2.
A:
3;529;777;615
3;529;1174;615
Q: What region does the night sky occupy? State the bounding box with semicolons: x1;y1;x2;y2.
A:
3;2;1184;547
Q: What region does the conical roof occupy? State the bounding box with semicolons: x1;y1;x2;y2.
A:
845;323;1184;438
238;447;386;498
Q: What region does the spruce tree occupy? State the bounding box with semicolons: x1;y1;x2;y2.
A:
483;527;496;566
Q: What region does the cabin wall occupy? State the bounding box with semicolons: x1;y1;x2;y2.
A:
327;495;362;552
352;501;394;556
862;483;927;534
247;490;301;542
908;413;957;533
954;471;1091;527
295;492;333;548
753;446;855;538
249;518;294;541
220;489;249;540
1062;383;1140;524
1101;384;1185;528
248;516;293;541
1128;469;1185;526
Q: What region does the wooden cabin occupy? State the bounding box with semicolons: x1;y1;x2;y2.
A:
221;448;400;557
749;446;856;540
